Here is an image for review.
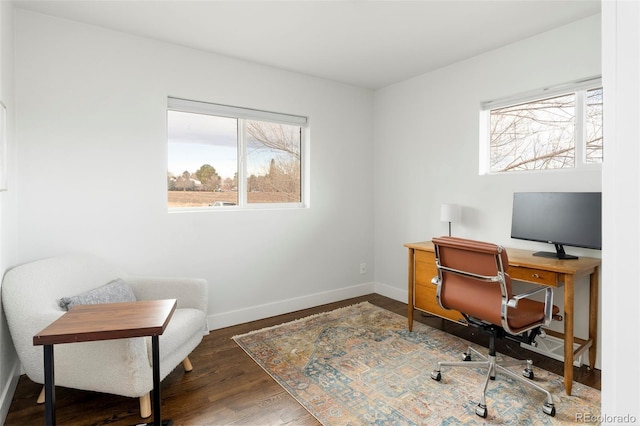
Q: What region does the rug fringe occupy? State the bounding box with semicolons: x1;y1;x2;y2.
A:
231;301;372;341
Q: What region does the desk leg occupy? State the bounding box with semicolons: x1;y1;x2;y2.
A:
43;344;55;426
564;276;575;396
589;267;600;370
407;248;415;331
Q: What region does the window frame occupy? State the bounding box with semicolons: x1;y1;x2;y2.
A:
167;97;309;211
479;76;602;175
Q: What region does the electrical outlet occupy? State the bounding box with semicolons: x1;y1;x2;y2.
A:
359;263;367;274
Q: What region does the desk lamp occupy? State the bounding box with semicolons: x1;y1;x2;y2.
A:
440;203;461;236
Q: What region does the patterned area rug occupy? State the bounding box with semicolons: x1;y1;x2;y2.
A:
233;302;600;425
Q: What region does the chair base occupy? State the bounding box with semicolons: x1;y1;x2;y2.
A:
431;346;556;418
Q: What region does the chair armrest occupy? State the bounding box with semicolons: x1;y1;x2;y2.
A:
506;286;555;327
506;286;551;309
51;337;153;397
126;276;208;313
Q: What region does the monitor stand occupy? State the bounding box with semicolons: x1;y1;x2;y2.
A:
533;243;578;260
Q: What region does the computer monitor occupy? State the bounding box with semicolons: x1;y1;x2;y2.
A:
510;192;602;260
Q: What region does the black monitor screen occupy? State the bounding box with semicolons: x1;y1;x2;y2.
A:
510;192;602;259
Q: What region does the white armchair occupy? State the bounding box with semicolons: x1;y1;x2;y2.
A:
1;254;209;418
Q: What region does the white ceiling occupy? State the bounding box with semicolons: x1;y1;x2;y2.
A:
14;0;601;89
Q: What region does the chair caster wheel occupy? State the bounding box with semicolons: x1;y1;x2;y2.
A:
523;368;534;380
462;353;471;361
430;371;441;381
475;404;487;418
543;402;556;417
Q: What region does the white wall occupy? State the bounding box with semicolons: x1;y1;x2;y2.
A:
0;0;18;422
601;1;640;422
13;9;375;329
373;14;602;362
9;5;638;422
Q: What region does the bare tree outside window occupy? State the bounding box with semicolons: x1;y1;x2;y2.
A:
487;86;603;173
246;120;301;203
490;94;575;172
585;88;603;164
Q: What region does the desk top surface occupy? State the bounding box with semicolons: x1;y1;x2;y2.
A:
405;241;601;274
33;299;177;346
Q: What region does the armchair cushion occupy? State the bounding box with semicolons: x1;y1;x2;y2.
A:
58;278;137;310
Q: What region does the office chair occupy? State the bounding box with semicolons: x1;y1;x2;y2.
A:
429;236;561;418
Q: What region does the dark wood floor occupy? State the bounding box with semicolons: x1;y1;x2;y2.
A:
5;294;600;425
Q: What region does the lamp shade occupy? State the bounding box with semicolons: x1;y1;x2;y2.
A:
440;204;461;223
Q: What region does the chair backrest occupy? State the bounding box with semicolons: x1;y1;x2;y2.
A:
432;236;511;327
1;254;124;379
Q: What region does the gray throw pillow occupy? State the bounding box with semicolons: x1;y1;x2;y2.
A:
58;278;137;311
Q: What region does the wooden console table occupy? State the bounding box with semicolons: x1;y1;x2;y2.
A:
405;241;600;396
33;299;177;426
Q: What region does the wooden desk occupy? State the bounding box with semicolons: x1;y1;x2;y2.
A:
405;241;600;396
33;299;177;426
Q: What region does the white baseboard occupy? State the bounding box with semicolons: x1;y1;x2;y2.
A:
0;359;21;425
207;282;376;330
373;282;407;303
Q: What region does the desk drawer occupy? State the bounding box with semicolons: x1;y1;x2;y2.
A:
412;249;465;324
508;266;558;286
414;282;466;324
415;249;434;264
415;250;436;286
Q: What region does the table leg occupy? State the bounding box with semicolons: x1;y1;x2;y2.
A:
589;267;599;369
152;335;161;426
563;275;575;396
407;248;415;331
44;344;55;426
146;336;173;426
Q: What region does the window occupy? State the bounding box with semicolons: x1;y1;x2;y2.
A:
480;77;603;174
167;98;307;209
